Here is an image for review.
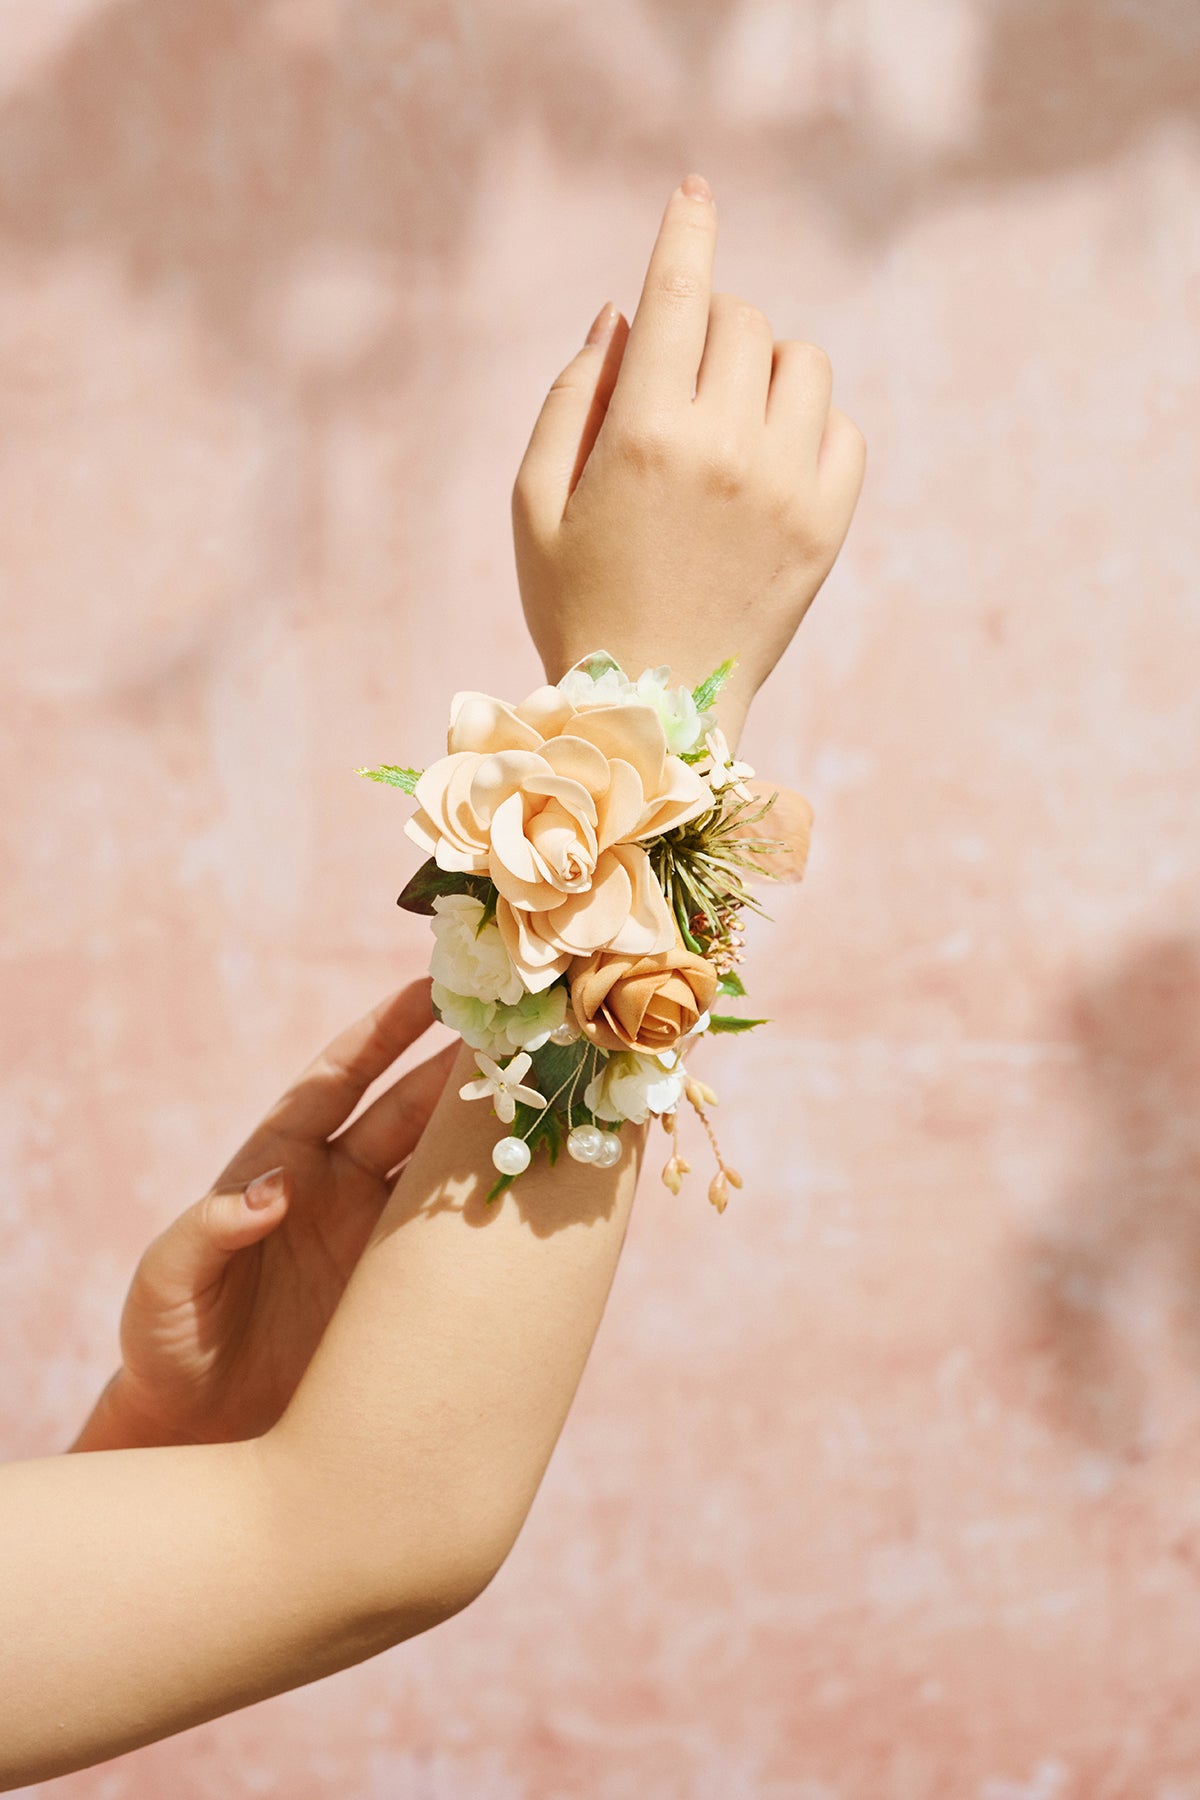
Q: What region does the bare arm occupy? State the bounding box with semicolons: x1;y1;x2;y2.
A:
0;1033;643;1787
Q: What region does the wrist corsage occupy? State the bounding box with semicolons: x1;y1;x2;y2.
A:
358;652;812;1209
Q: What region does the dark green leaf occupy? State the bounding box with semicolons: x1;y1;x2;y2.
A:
396;859;489;916
717;970;746;998
356;764;423;794
707;1013;769;1033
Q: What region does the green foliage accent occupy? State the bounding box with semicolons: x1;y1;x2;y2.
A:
473;885;500;934
482;1036;610;1204
672;891;705;954
579;650;624;682
707;1013;769;1033
717;970;747;998
691;657;738;716
356;764;423;794
396;858;491;916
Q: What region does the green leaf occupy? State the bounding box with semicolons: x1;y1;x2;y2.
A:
485;1171;516;1204
473;884;499;934
396;858;489;915
717;970;746;998
707;1013;769;1033
691;657;738;715
672;894;705;955
356;764;423;794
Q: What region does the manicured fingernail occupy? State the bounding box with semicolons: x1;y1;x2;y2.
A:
680;173;712;201
586;301;617;346
245;1166;286;1209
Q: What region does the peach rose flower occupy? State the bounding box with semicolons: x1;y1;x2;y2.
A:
405;684;712;990
569;944;719;1055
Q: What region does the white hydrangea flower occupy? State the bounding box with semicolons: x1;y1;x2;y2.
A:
584;1050;686;1125
432;980;568;1057
429;893;524;1006
632;666;713;755
556;656;715;755
430;983;511;1055
556;664;633;711
496;985;569;1052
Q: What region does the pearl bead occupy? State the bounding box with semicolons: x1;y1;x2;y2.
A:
593;1132;623;1169
567;1124;603;1163
550;1017;582;1045
492;1135;532;1176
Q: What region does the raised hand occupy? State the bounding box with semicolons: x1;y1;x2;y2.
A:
72;981;455;1451
511;172;866;744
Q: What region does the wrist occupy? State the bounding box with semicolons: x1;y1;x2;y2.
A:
68;1370;183;1453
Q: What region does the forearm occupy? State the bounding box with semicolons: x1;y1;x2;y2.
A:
268;1035;649;1607
0;1435;437;1789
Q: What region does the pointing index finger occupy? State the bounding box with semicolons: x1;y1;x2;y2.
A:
613;174;717;416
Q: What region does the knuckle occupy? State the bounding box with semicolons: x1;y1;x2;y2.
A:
827;405;868;461
655;265;704;305
711;292;772;337
547;364;585;397
607;409;676;473
701;433;751;497
511;472;548;537
733;298;771;335
793;339;833;380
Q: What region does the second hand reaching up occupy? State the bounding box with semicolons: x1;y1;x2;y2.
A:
512;171;867;748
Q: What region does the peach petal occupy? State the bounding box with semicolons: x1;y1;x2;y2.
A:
594;758;646;849
603;844;676;954
488;794;566;910
445;756;491;846
571;704;667;795
415;752;483;847
403;809;440;858
527;805;596;886
543;851;634;953
539;733;612;796
468;751;548;824
515;685;575;735
627;760;713;840
448;691;545;755
434;837;488;874
496;898;572;993
523;771;599;830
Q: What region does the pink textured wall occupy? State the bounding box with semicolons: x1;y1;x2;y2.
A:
3;3;1198;1794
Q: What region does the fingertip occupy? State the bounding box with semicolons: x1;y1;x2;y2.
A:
244;1166;289;1211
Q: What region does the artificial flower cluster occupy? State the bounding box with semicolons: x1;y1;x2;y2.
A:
358;652;810;1208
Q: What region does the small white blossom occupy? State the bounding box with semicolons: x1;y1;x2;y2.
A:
693;728;755;804
429;893;525;1006
459;1050;548;1125
583;1050;685;1125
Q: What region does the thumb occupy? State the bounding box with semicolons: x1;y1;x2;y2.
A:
514;303;626;533
136;1167;290;1307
